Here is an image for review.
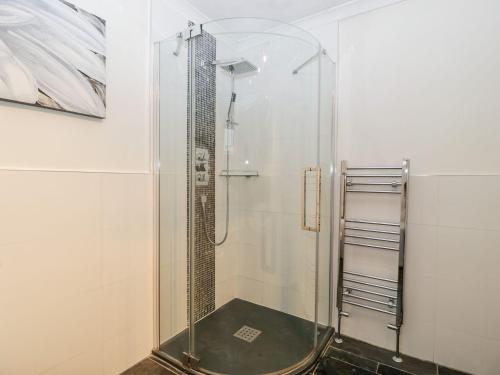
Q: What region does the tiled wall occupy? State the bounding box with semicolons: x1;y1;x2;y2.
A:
0;171;153;374
336;0;500;373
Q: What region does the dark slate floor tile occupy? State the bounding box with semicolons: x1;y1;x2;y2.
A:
318;357;378;375
438;366;472;375
121;358;178;375
327;347;379;372
331;337;436;375
378;363;414;375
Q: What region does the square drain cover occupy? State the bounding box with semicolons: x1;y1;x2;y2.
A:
233;325;261;343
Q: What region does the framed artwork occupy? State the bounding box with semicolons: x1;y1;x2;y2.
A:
0;0;106;118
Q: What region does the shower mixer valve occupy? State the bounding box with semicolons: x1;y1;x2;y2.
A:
195;147;210;186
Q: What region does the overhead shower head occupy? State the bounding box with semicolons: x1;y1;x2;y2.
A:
212;58;258;76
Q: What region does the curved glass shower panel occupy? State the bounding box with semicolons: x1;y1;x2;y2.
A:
155;18;334;375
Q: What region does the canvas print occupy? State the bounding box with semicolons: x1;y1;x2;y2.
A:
0;0;106;118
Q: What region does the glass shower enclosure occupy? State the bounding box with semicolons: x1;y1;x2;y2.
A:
154;18;335;375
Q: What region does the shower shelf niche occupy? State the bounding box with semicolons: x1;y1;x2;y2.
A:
219;170;259;177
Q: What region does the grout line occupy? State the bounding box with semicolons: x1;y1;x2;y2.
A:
0;167;151;175
147;357;183;374
397;221;500;234
412;173;500;177
329;356;371;372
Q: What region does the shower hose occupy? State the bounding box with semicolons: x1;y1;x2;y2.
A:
201;146;230;246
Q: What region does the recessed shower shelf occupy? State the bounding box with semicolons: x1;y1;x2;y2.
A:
220;170;259;177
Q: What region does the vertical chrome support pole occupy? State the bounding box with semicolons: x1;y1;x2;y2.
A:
393;327;402;362
335;311;343;344
186;28;197;364
152;41;161;351
313;49;322;348
335;160;348;344
392;159;409;363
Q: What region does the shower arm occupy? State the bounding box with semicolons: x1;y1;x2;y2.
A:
292;49;327;74
172;32;183;56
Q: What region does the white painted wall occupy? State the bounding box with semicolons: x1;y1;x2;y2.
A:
295;0;406;62
0;0;151;173
323;0;500;373
0;0;202;374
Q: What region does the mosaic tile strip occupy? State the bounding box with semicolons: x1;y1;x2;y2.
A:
186;30;216;322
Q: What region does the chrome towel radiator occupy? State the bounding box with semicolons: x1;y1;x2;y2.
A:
335;159;409;363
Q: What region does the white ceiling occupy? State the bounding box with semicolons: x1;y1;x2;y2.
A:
185;0;353;23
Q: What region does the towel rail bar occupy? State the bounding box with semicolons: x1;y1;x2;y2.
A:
345;234;400;243
345;226;400;235
342;285;397;300
346;189;401;194
343;277;398;292
344;271;398;284
347;166;401;170
346;174;402;178
343;301;396;316
347;181;402;186
346;219;400;227
343;292;396;307
344;241;399;252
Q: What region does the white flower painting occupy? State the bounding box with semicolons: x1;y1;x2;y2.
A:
0;0;106;118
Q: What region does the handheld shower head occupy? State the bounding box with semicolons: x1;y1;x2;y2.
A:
227;92;237;128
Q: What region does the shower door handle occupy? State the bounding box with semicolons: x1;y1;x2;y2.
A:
302;167;321;232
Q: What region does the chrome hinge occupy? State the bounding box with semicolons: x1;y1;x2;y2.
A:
184;21;202;41
181;352;200;369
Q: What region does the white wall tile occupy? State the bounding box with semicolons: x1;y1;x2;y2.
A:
340;304;395;351
40;345;104;375
438;176;500;231
0;171;152;375
477;336;500;375
436;227;500;283
0;170;100;246
399;322;435;363
1;288;104;375
101;174;153;286
434;327;481;374
236;276;265;305
407;176;438;226
405;224;437;279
